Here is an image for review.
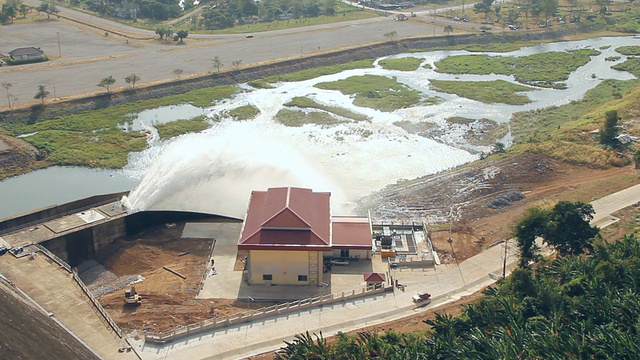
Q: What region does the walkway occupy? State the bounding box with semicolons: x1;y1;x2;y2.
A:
0;253;137;360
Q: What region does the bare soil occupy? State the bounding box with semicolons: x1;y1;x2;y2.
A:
97;225;248;333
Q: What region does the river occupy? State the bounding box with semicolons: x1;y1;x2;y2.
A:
1;36;637;220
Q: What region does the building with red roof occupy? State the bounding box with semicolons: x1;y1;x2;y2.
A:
238;187;372;286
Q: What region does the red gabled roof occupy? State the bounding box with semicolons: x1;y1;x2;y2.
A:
238;187;332;250
363;272;386;282
331;216;372;249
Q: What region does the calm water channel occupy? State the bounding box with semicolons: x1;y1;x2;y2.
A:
1;36;637;220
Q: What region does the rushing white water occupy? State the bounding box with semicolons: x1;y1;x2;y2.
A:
2;36;638;220
123;36;639;219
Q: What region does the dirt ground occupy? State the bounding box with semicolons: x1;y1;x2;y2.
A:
97;225;252;333
361;152;639;263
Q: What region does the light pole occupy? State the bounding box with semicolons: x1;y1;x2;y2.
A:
448;237;467;289
57;32;61;57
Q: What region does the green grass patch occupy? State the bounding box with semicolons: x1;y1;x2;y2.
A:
275;109;348;127
0;85;239;170
228;105;261;121
26;128;147;169
262;59;374;83
612;57;640;77
430;79;533;105
155;116;212;140
247;80;275;89
511;79;639;145
378;57;423;71
315;74;422;112
284;96;370;121
615;46;640;56
434;49;600;87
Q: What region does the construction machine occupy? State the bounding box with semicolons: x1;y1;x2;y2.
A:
124;286;142;306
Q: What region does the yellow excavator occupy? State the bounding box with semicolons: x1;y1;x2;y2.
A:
124;286;142;306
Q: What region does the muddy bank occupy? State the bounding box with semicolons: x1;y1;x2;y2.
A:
0;25;594;125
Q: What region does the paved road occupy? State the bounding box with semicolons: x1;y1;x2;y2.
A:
2;2;473;109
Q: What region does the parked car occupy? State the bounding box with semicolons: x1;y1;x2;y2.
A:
246;34;254;38
508;25;517;30
0;246;7;255
330;258;349;266
412;292;431;303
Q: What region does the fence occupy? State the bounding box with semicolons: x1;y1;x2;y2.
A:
197;238;216;292
34;244;134;350
144;284;391;343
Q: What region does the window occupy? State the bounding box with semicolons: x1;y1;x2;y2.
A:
263;274;272;281
298;275;308;282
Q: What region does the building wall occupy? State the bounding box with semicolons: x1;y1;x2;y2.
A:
248;250;323;285
326;249;371;260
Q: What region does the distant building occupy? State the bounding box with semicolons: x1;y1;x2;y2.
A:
114;1;138;20
238;187;372;286
394;14;408;21
8;47;45;61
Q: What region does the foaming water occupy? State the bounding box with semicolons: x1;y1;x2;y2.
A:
123;36;638;218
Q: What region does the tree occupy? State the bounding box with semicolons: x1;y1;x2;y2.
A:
19;3;29;18
2;82;12;109
124;74;140;88
493;142;506;153
232;59;242;69
176;29;188;42
444;25;454;35
600;110;619;147
38;2;58;19
34;84;49;103
173;69;183;79
155;27;167;39
514;206;549;267
212;56;223;72
383;30;397;41
634;149;640;170
97;75;115;92
545;201;599;256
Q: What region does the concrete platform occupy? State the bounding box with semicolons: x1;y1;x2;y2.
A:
1;205;127;247
0;252;137;359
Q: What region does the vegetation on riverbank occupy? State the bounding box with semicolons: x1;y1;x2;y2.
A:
284;97;370;122
0;85;239;170
434;49;600;88
275;109;348;127
378;57;424;71
315;75;422;112
227;105;261;121
260;59;375;84
429;79;533;105
155;116;211;140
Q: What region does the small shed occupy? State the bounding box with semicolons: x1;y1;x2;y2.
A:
9;47;45;61
394;14;408;21
363;272;386;287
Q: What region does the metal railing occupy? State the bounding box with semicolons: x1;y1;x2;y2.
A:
144;283;390;343
198;238;216;292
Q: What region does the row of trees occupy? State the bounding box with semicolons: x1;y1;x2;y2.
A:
275;199;640;358
0;0;29;24
85;0;181;21
200;0;339;30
